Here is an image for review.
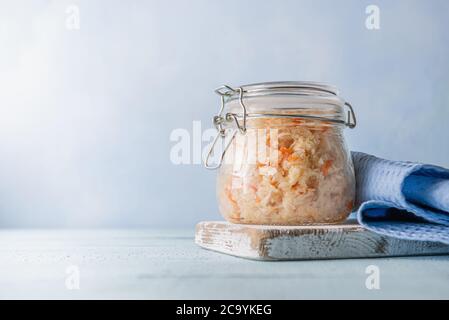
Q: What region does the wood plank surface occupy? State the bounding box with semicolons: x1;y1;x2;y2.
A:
195;220;449;260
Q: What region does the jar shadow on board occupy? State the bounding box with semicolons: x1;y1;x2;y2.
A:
205;82;357;226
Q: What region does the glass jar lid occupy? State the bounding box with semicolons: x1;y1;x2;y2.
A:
216;81;355;129
204;81;357;169
218;81;340;98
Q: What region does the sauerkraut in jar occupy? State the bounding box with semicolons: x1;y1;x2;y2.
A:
205;82;357;225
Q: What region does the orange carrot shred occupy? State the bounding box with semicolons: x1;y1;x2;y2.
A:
225;188;238;206
287;153;300;162
280;146;293;155
321;159;333;176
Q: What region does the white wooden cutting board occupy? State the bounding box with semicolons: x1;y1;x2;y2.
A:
195;220;449;260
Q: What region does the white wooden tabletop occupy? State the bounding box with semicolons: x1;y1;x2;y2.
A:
1;229;448;299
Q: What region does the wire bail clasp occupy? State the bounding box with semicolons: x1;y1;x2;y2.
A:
344;102;357;129
203;85;248;170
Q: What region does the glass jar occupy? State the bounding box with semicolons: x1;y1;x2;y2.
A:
205;82;356;225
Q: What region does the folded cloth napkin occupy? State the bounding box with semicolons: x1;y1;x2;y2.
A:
352;152;449;244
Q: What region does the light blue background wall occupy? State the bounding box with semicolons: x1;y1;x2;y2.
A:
0;0;448;228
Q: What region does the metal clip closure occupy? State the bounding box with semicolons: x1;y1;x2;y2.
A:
204;85;248;170
344;102;357;129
